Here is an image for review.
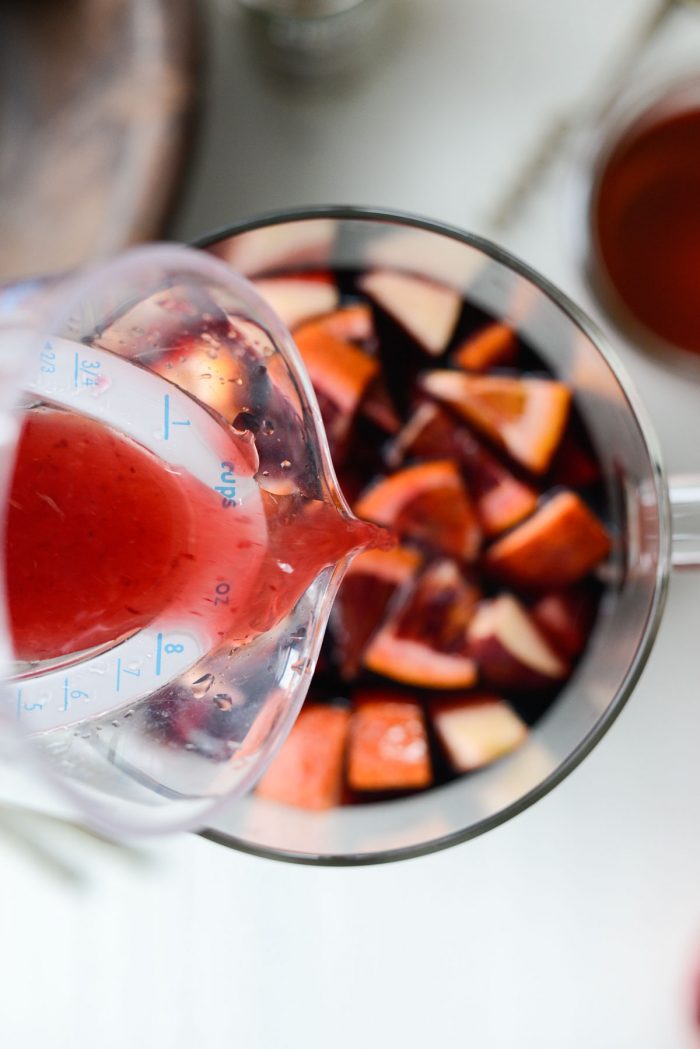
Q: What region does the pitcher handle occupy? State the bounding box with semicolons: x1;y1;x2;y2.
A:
669;474;700;569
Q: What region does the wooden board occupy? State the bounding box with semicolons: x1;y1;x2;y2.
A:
0;0;200;281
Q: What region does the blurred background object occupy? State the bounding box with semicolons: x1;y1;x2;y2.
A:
237;0;391;80
0;0;200;281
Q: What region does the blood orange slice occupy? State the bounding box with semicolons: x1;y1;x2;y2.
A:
256;704;350;810
347;692;432;791
484;491;611;589
385;403;538;536
451;323;517;372
363;560;479;689
421;371;571;473
331;546;422;678
294;325;379;460
354;460;481;561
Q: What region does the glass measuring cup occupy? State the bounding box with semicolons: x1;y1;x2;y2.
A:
0;243;382;835
198;206;700;865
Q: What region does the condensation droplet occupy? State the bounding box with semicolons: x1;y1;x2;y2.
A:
191;673;215;700
213;694;233;711
280;459;291;470
277;562;294;574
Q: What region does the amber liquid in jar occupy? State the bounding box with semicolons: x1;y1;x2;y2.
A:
592;97;700;355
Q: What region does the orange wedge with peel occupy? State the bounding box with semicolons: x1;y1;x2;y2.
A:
363;559;479;689
451;323;517;372
355;460;481;561
421;371;571;474
484;491;611;590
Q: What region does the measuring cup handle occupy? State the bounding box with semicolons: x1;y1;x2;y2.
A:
669;474;700;569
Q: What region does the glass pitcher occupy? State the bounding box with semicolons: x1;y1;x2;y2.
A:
198;206;700;864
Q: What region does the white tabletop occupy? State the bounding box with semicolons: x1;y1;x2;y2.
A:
5;2;700;1047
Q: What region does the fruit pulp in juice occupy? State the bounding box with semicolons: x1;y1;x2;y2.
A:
7;406;382;664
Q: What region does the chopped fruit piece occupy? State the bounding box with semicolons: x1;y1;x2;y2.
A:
432;694;528;772
484;491;611;589
364;560;479;689
421;371;571;473
212;218;337;276
256;705;350;810
293;303;374;345
294;326;379;458
355;461;481;561
468;594;568;689
253;277;339;330
294;329;379;414
347;692;431;791
451;323;517;372
153;337;243;416
385;404;537;536
360;376;401;434
331;546;422;678
359;269;460;356
96;285;230;359
531;585;597;659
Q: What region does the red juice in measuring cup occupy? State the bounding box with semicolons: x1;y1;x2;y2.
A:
5;271;386;747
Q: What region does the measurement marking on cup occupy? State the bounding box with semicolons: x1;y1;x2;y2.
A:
155;632;163;675
73;354;102;389
163;394;191;441
63;679;89;711
116;658;141;691
40;342;56;374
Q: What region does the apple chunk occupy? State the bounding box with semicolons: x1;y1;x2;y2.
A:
484;491;611;589
253;276;339;331
431;694;528;772
468;594;568;690
359;269;461;356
